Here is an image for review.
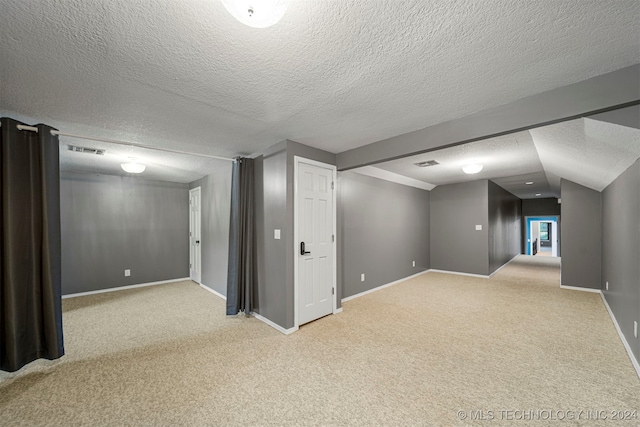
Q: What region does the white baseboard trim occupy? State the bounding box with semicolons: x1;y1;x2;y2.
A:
489;254;520;277
200;284;295;335
62;277;190;299
341;270;430;303
334;307;343;314
251;312;298;335
559;285;601;293
599;292;640;379
199;283;227;300
428;269;490;279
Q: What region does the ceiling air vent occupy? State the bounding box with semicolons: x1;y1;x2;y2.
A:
68;145;105;155
414;160;439;167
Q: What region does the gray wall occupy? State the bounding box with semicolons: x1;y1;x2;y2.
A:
339;171;430;299
488;181;522;274
522;198;561;217
560;179;602;289
61;172;189;295
189;161;232;296
521;197;561;255
430;180;490;276
602;159;640;362
253;140;336;329
254;141;288;327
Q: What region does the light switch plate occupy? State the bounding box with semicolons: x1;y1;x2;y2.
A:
124;269;131;277
274;229;281;240
475;225;482;231
361;273;365;282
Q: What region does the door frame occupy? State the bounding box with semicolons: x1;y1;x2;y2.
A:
189;186;202;284
293;156;338;329
525;215;559;256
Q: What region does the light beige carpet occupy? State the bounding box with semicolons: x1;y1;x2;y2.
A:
1;255;638;426
535;251;553;257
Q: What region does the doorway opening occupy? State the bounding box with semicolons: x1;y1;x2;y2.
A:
189;186;202;283
525;216;560;257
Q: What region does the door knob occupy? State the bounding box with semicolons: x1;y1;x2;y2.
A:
196;240;200;244
300;242;310;255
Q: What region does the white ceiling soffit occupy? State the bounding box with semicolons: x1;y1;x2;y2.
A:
59;137;229;183
530;118;640;192
348;166;435;191
1;1;639;158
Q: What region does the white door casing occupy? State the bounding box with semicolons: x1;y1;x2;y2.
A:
189;187;202;283
294;157;337;327
551;221;558;257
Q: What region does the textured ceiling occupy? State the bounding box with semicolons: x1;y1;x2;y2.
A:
371;131;552;197
1;0;639;160
375;131;541;183
365;117;640;198
59;137;229;183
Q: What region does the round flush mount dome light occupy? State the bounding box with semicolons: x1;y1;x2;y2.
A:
121;159;146;174
221;0;288;28
462;164;483;174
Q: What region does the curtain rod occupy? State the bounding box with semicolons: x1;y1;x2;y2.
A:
2;123;235;162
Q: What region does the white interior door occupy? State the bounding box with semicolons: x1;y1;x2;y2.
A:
551;221;558;257
296;159;335;326
189;187;202;283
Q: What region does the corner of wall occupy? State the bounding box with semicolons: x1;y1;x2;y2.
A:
560;179;602;289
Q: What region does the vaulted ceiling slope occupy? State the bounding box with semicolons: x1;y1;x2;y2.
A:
531;117;640;193
1;0;639;160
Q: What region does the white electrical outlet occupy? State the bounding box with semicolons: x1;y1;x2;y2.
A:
634;321;638;339
606;281;609;291
475;224;482;231
361;273;365;282
412;261;416;267
124;269;131;277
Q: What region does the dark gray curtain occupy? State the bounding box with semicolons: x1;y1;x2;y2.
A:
226;157;256;316
1;117;64;372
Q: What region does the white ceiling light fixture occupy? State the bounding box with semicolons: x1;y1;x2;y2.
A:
525;181;534;185
535;193;542;196
462;164;483;174
121;159;146;174
221;0;288;28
